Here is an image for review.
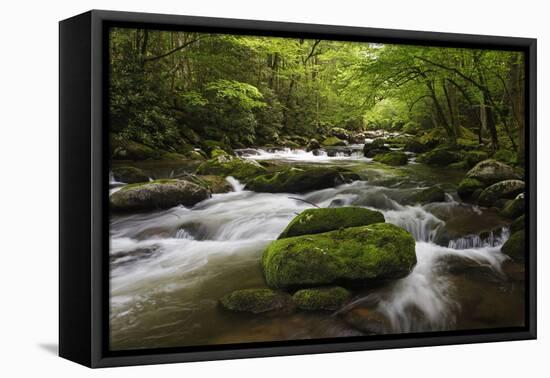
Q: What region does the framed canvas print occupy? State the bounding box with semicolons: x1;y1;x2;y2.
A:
59;10;537;368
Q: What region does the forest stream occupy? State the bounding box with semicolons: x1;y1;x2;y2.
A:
109;144;525;351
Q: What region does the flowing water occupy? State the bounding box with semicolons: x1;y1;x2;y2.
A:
109;147;525;351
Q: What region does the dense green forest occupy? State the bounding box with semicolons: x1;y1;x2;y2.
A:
109;28;525;164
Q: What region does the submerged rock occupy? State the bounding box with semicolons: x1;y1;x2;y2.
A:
343;307;391;334
278;207;385;239
373;152;408;166
246;167;345;193
262;223;417;289
292;286;351;311
477;180;525;206
405;186;445;205
112;166;149;184
457;178;485;200
110;179;211;211
220;289;292;314
501;230;525;262
195;154;266;180
466;159;521;185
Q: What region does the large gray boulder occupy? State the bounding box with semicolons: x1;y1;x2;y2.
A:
466;159;521;185
110;179;211;211
477;180;525;206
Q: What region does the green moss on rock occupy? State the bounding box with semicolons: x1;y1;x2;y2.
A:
292;286;351;311
477;180;525;207
501;230;525;262
246;167;345;193
112;140;160;160
510;215;525;234
262;223;417;289
278;207;385;239
405;186;445;205
373;152;408;166
466;159;521;185
457;178;485;200
110;179;211;211
112;166;149;184
198;175;233;193
195;155;266;180
322;136;347;146
417;147;462;167
500;196;525;219
220;289;291;314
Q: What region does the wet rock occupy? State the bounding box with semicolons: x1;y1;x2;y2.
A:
343;307;391;334
262;223;417;289
466;159;521;185
477;180;525;206
112;166;149;184
330;127;351;140
510;214;525;233
417;147;463;167
500;195;525;219
220;289;292;314
322;136;347;146
246;167;346;193
198;175;233;193
278;207;385;239
373;151;408;166
405;186;445;205
457;178;484;200
306;138;321;152
404;138;431;153
195;154;266;180
463;150;490;168
363;139;389;157
110;179;211;211
292;286;351;311
112;140;160;160
501;230;525;262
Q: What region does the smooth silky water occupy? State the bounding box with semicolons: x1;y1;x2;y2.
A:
109;148;525;350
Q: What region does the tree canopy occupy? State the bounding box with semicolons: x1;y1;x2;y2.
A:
109;28;525;162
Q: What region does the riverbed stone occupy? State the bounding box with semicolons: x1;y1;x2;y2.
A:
220;289;292;314
373;151;408;166
110;179;211;211
405;186;446;205
292;286;351;311
322;136;347;146
195;154;266;180
262;223;417;289
112;140;160;160
197;175;233;193
278;207;385;239
477;180;525;206
246;167;346;193
306;138;321;152
112;166;150;184
500;195;525;219
510;215;525;233
466;159;521;185
343;307;391;334
417;147;463;167
457;178;485;200
501;230;525;262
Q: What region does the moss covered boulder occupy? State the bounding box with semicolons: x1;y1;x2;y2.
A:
292;286;351;311
466;159;521;185
278;207;385;239
477;180;525;206
405;186;445;205
373;152;408;166
246;167;345;193
501;230;525;262
110;179;211;211
112;140;159;160
262;223;416;289
363;139;390;157
198;175;233;193
195;154;266;180
417;147;462;167
464;150;490;168
112;166;149;184
457;178;485;200
220;289;291;314
306;138;321;152
322;136;347;146
500;195;525;219
510;214;525;234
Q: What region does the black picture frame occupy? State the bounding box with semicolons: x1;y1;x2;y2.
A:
59;9;537;368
